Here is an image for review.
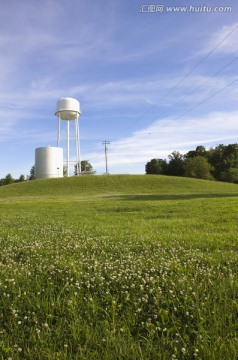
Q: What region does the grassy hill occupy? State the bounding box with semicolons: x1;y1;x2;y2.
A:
0;175;237;359
0;174;238;199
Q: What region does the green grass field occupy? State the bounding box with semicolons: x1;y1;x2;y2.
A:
0;175;237;359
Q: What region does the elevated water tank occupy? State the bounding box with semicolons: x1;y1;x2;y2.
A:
55;97;81;120
35;146;63;179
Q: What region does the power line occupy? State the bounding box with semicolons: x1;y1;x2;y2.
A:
91;75;238;169
173;77;238;121
92;56;238;162
82;76;238;173
150;76;238;137
153;56;238;120
160;23;238;98
117;23;238;136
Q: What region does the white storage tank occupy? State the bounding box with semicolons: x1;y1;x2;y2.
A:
35;146;63;179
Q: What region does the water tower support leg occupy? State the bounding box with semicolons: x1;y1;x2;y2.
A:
67;120;70;177
57;116;61;147
75;118;80;174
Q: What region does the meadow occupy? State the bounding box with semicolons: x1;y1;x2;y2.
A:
0;175;237;359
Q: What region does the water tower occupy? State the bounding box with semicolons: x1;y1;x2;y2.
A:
55;98;81;176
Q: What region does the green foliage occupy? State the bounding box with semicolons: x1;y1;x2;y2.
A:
145;158;167;174
29;165;35;180
5;173;14;184
208;144;238;181
74;160;95;175
185;145;207;159
19;174;25;182
1;173;14;185
184;156;214;180
221;168;238;183
146;143;238;183
0;175;237;359
167;151;184;176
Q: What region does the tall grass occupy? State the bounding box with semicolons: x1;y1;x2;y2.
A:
0;176;237;359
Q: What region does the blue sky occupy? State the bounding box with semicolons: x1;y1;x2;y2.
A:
0;0;238;177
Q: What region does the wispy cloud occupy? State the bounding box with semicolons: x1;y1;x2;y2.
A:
198;22;238;56
86;111;238;173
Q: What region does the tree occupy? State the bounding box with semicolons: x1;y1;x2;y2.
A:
19;174;25;182
74;160;95;175
4;173;14;185
207;144;238;181
185;146;207;159
184;156;214;180
145;143;238;182
63;166;67;177
221;168;238;183
195;145;207;157
167;151;184;176
145;158;167;174
29;165;35;180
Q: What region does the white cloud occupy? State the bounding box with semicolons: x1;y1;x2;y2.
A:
86;111;238;174
199;22;238;56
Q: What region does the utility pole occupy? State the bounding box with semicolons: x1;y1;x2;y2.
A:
102;140;110;174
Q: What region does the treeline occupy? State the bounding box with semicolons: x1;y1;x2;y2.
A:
145;144;238;183
0;174;25;186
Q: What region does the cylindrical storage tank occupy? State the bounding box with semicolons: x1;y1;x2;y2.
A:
55;97;81;120
35;147;63;179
